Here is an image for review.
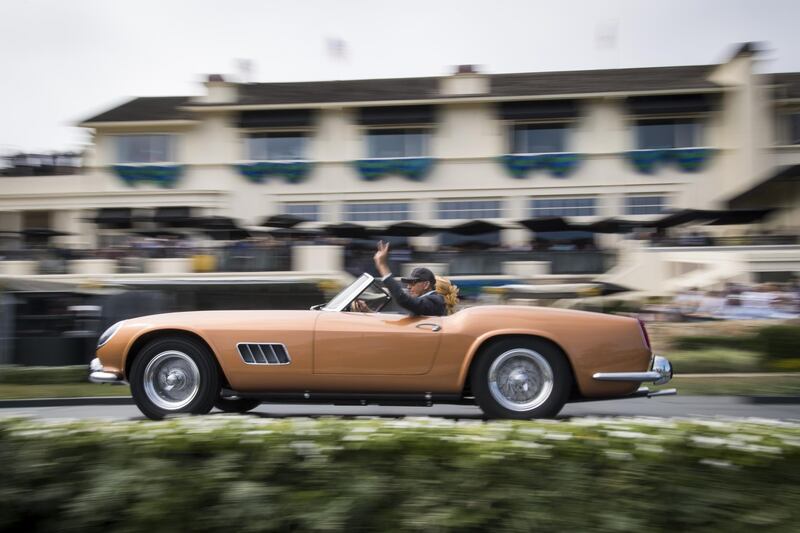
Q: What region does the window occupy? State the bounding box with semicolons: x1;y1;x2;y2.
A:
625;195;668;215
437;200;503;220
635;119;703;149
787;113;800;145
247;132;307;160
511;124;568;153
116;135;175;163
366;129;429;158
344;202;411;222
530;197;596;217
284;203;320;222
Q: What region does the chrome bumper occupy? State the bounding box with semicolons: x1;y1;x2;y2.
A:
88;358;126;385
593;355;673;386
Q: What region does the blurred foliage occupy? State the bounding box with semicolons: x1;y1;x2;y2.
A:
671;334;760;352
668;349;762;374
670;324;800;370
0;416;798;532
755;325;800;361
768;358;800;372
0;365;88;385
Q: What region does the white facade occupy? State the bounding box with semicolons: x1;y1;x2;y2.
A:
1;47;798;253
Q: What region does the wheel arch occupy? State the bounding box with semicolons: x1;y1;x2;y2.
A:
460;332;579;398
123;329;231;388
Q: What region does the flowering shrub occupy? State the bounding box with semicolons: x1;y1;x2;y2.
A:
0;416;798;531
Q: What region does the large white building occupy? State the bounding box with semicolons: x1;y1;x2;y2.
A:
1;43;799;287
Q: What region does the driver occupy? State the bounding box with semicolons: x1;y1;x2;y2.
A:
352;241;447;316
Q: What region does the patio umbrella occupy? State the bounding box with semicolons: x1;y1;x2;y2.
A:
376;221;434;237
195;216;241;230
260;214;307;228
19;228;73;238
322;223;372;239
85;207;140;229
650;209;722;229
706;209;774;225
585;218;642;234
151;206;194;227
267;227;321;239
445;220;505;235
203;228;251;240
132;229;187;239
517;217;572;232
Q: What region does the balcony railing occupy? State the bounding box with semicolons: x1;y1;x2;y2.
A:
344;248;615;276
0;245;292;275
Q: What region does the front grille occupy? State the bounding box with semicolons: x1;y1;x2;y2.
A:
237;343;291;365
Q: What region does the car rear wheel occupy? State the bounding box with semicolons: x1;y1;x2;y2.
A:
471;338;571;419
130;336;220;420
213;396;261;413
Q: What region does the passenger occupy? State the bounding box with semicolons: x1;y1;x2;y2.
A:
434;275;460;315
352;241;456;316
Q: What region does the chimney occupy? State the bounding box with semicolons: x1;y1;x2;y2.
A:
439;64;489;97
192;74;238;104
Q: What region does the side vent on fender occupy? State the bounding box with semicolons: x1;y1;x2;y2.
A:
237;343;291;365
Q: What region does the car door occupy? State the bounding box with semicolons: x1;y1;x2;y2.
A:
313;311;442;375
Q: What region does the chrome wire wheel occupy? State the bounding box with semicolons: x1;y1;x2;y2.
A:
143;350;201;411
487;348;554;412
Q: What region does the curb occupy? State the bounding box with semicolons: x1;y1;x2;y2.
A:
0;396;134;408
746;396;800;405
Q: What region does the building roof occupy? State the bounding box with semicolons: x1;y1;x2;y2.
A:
82;64;723;124
82;96;193;123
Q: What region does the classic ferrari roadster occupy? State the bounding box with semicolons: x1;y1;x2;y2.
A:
90;273;674;420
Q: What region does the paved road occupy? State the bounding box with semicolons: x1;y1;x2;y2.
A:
1;396;799;421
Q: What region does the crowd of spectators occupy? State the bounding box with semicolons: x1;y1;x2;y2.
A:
645;282;800;321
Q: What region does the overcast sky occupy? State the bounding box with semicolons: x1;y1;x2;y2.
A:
1;0;799;153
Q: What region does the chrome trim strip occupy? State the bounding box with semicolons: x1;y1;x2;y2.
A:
236;342;292;365
594;371;663;381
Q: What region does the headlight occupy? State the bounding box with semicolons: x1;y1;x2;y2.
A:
97;321;124;348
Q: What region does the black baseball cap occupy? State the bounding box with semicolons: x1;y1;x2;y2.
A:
401;267;436;285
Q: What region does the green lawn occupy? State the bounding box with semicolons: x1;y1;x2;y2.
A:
0;383;130;399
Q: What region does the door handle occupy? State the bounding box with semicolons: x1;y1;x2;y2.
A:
416;323;441;332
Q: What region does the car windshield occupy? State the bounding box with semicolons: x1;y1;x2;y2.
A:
322;273;378;312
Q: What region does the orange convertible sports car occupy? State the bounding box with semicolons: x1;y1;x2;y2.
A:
90;273;674;420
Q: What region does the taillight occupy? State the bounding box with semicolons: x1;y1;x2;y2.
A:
637;318;652;351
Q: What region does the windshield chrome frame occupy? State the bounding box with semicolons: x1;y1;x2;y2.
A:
322;273;377;312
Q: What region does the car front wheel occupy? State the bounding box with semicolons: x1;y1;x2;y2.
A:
130;336;220;420
471;338;571;419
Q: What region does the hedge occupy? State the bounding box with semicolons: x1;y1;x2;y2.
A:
0;365;88;385
671;334;759;352
667;348;762;373
754;325;800;361
671;323;800;364
0;416;798;532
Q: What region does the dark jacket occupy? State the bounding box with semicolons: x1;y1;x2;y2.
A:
382;275;446;316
